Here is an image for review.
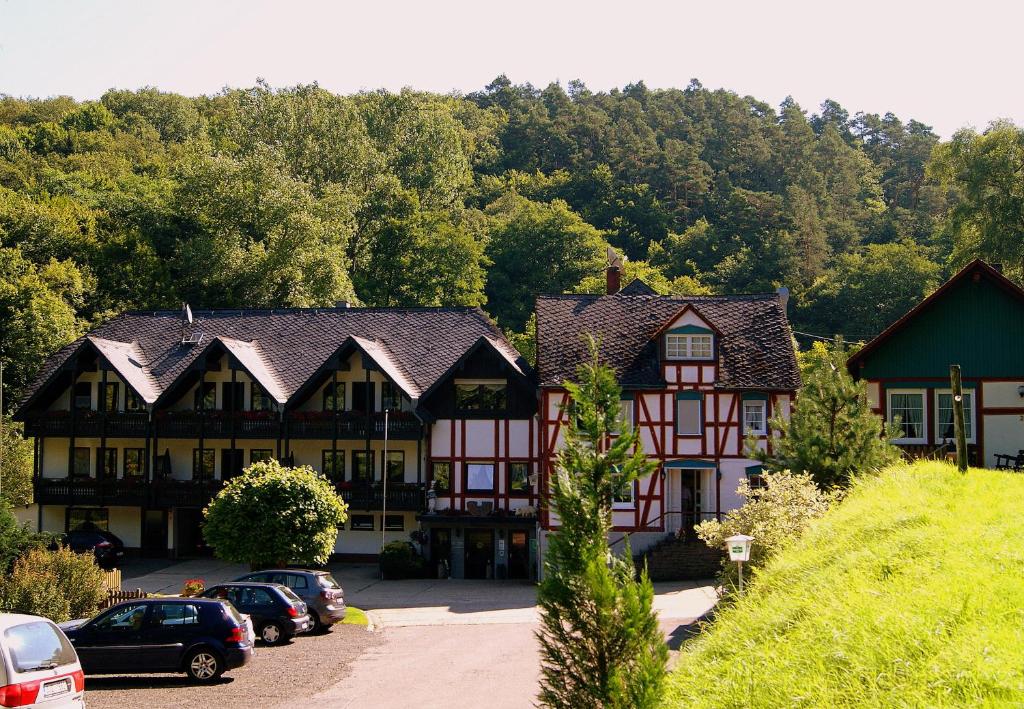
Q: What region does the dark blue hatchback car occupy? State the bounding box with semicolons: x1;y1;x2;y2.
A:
60;598;253;682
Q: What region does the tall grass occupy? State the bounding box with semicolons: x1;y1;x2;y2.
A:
665;462;1024;708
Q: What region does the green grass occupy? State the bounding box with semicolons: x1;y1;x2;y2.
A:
665;462;1024;708
341;606;369;626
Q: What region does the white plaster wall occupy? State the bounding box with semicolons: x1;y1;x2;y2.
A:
982;381;1024;409
334;512;416;554
463;420;495;458
718;459;760;512
11;504;37;530
289;439;420;482
982;414;1024;467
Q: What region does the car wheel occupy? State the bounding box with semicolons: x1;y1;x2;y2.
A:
308;612;323;634
260;622;284;645
185;648;223;682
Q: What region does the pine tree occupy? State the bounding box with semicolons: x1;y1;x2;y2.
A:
754;339;900;488
537;340;667;709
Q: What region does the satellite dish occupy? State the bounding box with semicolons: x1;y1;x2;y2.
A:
606;246;624;270
183;303;193;325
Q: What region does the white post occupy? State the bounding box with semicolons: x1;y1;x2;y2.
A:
738;560;744;595
381;408;389;561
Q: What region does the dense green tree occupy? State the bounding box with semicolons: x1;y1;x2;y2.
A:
537;343;667;708
1;418;33;506
485;194;606;330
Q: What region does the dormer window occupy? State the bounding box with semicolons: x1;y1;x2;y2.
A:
665;333;713;360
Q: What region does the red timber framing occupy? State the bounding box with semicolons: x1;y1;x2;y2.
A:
539;364;796;535
427;416;540;513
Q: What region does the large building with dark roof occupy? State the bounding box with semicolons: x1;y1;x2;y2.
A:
15;264;801;579
535;269;799;562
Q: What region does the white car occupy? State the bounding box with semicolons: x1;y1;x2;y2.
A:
0;614;85;708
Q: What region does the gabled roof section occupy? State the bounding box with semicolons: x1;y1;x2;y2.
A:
350;336;418;400
218;337;288;404
418;335;533;404
535;291;800;390
619;279;658;296
847;259;1024;372
87;336;161;404
651;303;722;340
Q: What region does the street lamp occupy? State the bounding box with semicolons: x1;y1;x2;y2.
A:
724;534;754;595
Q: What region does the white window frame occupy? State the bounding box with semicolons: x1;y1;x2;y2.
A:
934;389;976;444
612;479;636;509
614;398;634;434
665;334;714;361
742;400;767;436
887;389;927;444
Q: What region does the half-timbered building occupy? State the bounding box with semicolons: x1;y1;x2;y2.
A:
14;306;538;577
534;274;801;559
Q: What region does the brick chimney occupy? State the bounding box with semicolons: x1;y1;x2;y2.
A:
606;247;624;295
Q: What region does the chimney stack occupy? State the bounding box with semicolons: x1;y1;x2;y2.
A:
776;286;790;313
336;301;351;309
606;246;624;295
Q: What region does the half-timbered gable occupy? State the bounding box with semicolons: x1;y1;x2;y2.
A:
536;278;800;555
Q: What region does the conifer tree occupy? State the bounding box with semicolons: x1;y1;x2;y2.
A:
537;340;667;709
754;339;900;488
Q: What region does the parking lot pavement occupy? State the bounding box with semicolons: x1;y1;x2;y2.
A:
82;624;379;709
121;558;249;594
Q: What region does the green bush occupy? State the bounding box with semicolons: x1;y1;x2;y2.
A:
203;460;348;567
0;506;54;572
696;470;833;590
379;541;426;579
0;547;106;622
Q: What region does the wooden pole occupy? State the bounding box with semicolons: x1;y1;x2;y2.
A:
950;365;968;473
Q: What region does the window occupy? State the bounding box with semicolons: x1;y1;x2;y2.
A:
381;381;403;411
322;450;345;482
251;383;272;411
222;382;244;412
95;603;147;632
352;450;374;482
431;461;451;492
124;448;146;478
250;449;274;465
102;382;119;412
97;447;117;477
383;514;404;531
322;382;346;411
72;447;91;478
73;382;91;410
350;514;374;531
221;449;244;479
352;382;375;413
676;396;702;436
888;390;926;443
466;463;495;492
125;388;143;411
509;462;530;494
153;603;200;626
936;391;975;443
194;382;216;410
665;333;713;360
455;380;507;412
386;451;404;482
743;400;767;436
615;398;634;433
613;479;635;509
192;448;215;480
67;507;108;531
4;621;77;673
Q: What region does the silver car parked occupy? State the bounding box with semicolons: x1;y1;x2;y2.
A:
234;570;346;632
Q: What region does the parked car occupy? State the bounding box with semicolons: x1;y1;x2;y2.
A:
234;569;346;632
60;598;253;682
52;529;125;569
200;582;312;645
0;614;85;708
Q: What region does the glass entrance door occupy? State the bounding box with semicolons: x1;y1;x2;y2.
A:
464;529;494;579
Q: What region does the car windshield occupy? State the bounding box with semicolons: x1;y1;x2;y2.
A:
4;622;77;673
317;574;340;589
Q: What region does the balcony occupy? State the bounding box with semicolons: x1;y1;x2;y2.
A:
34;476;224;508
154;411;281;439
286;411;422;440
339;482;426;511
25;411;150;438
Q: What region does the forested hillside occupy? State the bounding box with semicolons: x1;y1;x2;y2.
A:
1;76;1020;403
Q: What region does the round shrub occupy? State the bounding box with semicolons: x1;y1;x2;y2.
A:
379;541;426;579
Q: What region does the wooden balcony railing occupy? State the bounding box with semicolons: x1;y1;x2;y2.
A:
24;411;149;438
339;482;426;511
286;412;422;440
34;477;224;508
154;412;280;439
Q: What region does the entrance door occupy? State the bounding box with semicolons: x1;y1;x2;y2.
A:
508;530;529;579
430;528;452;577
141;509;168;557
680;470;702;539
174;508;210;558
464;529;494;579
221;449;244;480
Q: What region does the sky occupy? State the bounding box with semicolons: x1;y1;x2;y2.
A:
0;0;1020;138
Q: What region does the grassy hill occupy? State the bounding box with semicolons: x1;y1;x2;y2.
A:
665;462;1024;708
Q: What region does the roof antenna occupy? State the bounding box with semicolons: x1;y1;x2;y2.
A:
181;303;203;346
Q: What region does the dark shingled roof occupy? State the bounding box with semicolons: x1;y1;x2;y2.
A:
18;307;530;411
535;292;801;390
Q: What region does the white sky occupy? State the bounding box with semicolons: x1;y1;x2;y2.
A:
0;0;1019;138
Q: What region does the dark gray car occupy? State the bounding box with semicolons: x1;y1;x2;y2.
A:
234;569;346;632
